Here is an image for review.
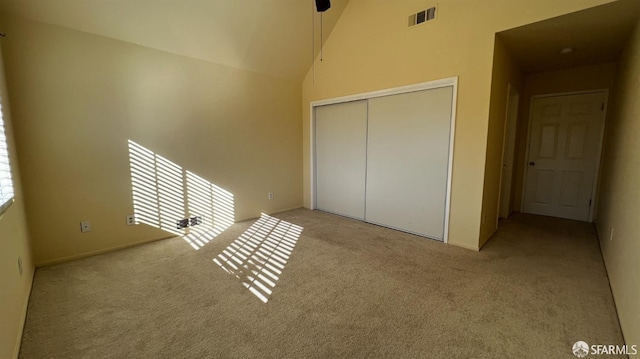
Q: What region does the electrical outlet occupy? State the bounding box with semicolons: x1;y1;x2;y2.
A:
176;219;189;230
17;257;22;276
190;216;202;227
126;214;135;226
609;227;614;241
80;221;91;233
268;192;274;200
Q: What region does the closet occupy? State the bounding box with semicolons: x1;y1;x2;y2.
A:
313;79;456;241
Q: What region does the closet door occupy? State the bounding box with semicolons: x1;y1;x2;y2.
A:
315;100;368;220
365;87;453;239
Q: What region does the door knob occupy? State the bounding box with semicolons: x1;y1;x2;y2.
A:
529;162;536;166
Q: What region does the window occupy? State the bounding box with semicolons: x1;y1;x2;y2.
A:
0;98;14;214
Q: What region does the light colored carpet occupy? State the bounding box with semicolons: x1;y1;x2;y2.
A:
19;209;625;358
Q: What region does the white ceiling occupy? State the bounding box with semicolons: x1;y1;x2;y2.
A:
498;0;640;73
0;0;349;81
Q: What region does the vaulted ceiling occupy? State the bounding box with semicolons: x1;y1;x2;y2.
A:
0;0;349;81
2;0;636;79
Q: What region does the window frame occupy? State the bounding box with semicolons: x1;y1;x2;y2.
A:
0;97;15;215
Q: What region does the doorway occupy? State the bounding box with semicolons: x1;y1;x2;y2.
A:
522;91;607;222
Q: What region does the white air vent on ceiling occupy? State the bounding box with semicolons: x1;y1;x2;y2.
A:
409;7;436;27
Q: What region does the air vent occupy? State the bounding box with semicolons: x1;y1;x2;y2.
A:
409;6;436;27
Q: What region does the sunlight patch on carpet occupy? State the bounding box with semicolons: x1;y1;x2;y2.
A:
213;213;303;303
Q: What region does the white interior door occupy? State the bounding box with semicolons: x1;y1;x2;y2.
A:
523;92;606;221
365;87;453;239
315;100;367;220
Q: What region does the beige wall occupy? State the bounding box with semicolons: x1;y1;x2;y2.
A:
512;62;617;211
1;17;303;265
302;0;611;250
479;37;523;246
0;43;34;359
596;19;640;347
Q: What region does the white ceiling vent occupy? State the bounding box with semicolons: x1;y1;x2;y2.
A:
408;7;436;27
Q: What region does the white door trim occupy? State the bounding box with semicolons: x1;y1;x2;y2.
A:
498;84;519;220
309;76;458;243
520;89;608;222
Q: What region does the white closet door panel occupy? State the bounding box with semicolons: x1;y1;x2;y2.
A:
365;87;453;239
315;100;367;219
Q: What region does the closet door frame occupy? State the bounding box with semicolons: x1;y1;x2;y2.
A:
309;77;458;244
